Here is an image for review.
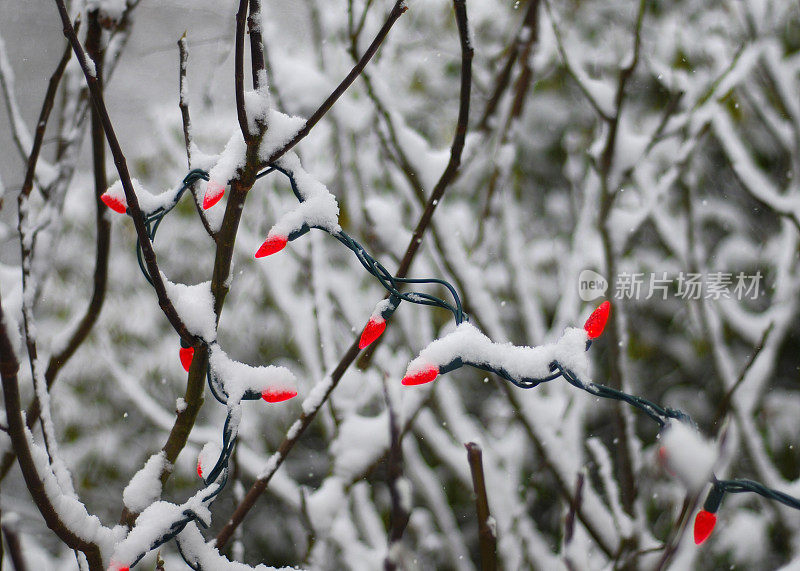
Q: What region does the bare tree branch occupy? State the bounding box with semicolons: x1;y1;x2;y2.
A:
465;442;497;571
261;0;408;166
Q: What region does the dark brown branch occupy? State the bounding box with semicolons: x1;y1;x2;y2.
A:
53;0;200;346
248;0;267;91
465;443;497;571
215;339;361;548
178;33;193;168
215;0;471;548
235;0;251;140
262;0;408;166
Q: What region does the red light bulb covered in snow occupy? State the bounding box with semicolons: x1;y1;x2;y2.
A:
584;300;611;339
359;316;386;349
261;387;298;403
202;181;226;209
101;192;127;214
255;234;288;258
179;346;194;372
401;364;439;386
693;510;716;545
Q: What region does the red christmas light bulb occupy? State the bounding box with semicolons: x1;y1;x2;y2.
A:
255;235;288;258
693;510;717;545
197;456;203;479
359;316;386;349
584;300;611;339
261;388;298;403
401;365;439;386
202;181;226;209
179;346;194;372
100;193;127;214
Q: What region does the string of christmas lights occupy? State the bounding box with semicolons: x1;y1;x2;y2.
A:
99;165;800;566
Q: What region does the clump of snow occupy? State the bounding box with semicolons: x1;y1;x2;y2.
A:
372;298;394;318
207;132;247;189
208;345;296;403
162;277;217;342
405;322;590;381
122;452;167;513
258;109;305;160
244;71;271;133
26;425;116;552
177;522;299;570
330;414;389;479
660;421;717;491
111;485;217;566
268;153;340;238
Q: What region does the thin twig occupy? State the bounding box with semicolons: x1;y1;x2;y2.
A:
41;8;110;409
542;0;612;122
475;0;540;245
383;380;409;571
465;442;497;571
178;33;193;167
16;17;85;464
261;0;408;166
711;322;774;432
177;33;216;239
0;34;34;161
564;472;585;546
19;25;74;202
2;524;29;571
